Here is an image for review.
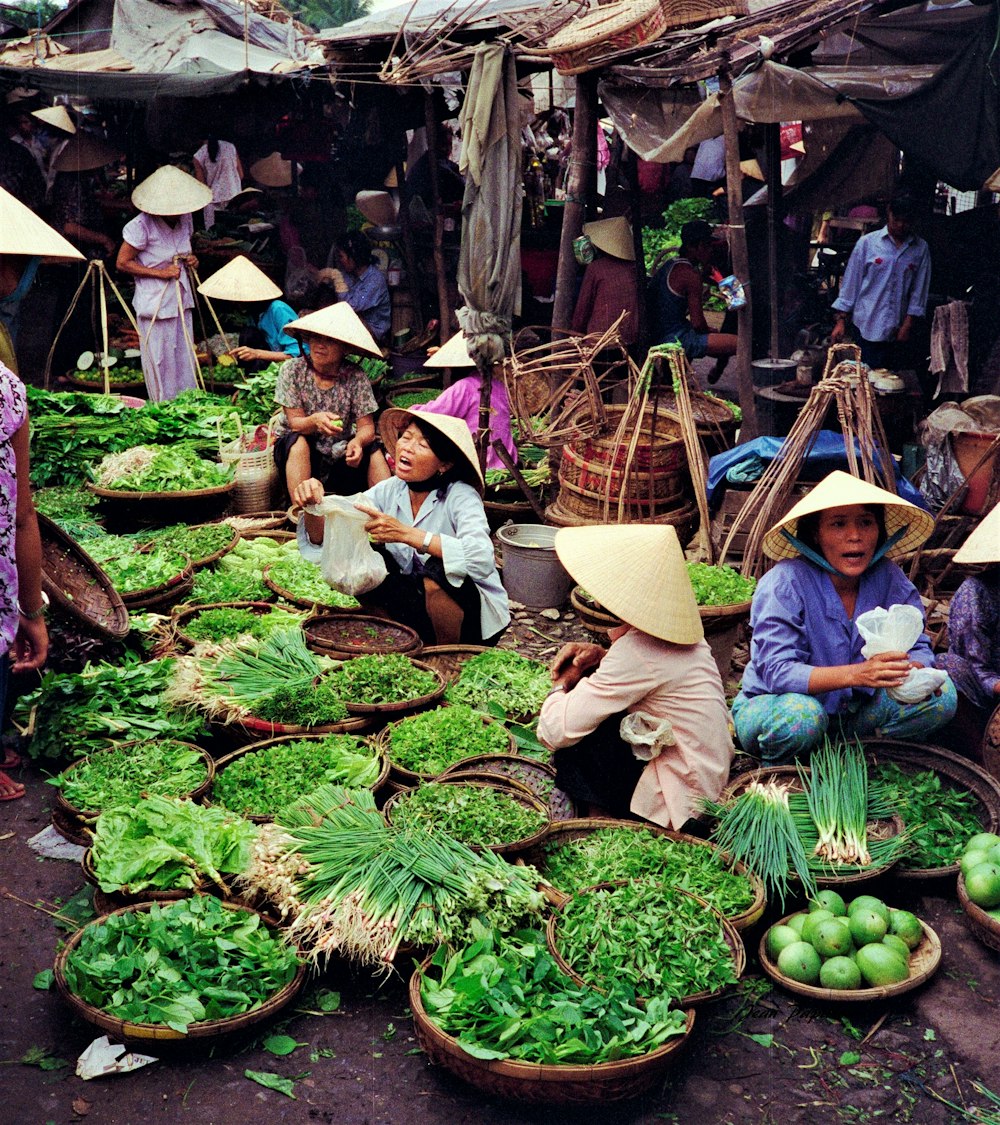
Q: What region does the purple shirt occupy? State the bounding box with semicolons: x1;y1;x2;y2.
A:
937;575;1000;710
0;362;27;653
121;212;195;319
740;557;933;715
416;376;516;471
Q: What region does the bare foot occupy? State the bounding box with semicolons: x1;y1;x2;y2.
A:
0;770;25;801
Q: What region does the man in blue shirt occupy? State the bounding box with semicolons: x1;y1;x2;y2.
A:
830;195;930;369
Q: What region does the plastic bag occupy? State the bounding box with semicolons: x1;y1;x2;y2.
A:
619;711;675;762
855;604;948;703
307;493;387;596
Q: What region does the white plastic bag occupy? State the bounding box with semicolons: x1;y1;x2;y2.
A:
307;493;387;596
855;604;948;703
620;711;675;762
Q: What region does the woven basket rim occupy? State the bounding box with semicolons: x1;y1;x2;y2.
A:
304;612;422;658
114;553;193;604
87;480;234;501
261;563;362;612
378;707;517;784
556;471;686;508
958;872;1000;952
336;657;447;716
545;0;662;52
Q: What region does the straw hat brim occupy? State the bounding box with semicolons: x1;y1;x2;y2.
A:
132;166;213;216
582;216;635;261
0;186;84;260
424;330;475;369
378;407;484;493
762;470;934;562
355;190;397;227
250;153;296;188
954;502;1000;565
284;303;382;360
32;106;76;135
51;136;120;173
197;255;281;302
555;524;704;645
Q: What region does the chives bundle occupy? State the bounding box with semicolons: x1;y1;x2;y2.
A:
796;738;871;866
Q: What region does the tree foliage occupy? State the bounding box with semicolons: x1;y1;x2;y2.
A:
288;0;372;31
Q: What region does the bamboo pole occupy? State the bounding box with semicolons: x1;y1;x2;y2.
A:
424;94;450;349
765;122;782;360
552;72;597;331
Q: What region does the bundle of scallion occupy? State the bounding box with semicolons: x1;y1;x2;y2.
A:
795;738;872;866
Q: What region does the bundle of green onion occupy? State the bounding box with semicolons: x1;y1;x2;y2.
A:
796;739;873;866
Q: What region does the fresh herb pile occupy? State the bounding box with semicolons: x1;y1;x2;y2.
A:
231;362;282;419
685;562;756;607
389;389;439;409
186;537;284;604
444;651;550;718
265;554;361;609
253;680;349;727
484;462;551;491
641;197;717;272
212;735;382;816
90;793;257;893
92;445;233;492
323;653;438;705
871;761;982;869
86;539;189;595
34;486;104;539
16;657;206;760
50;740;208;814
138;522;235;564
182;606;302;644
62;896;299;1033
555;879;737;1003
538;827;755;919
387;705;511;776
420;924;689;1065
354;354;389;383
389;782;547;848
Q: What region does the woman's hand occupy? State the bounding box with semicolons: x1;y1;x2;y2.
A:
182;253;198;269
852;651;911;689
356;504;410;545
292;477;325;509
550;642;605;689
310;411;343;436
159;263;182;280
345;437;364;467
230;345;259;362
12;617;48;674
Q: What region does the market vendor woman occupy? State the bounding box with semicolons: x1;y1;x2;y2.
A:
537;524;733;829
732;471;957;763
293;410;508;646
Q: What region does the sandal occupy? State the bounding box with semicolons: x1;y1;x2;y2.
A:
0;770;25;800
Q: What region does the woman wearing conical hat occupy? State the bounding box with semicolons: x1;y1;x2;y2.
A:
116;166;212;401
537;524;733;829
733;471;957;762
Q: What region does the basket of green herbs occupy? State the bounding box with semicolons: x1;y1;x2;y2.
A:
438;754;578;823
443;649;551;722
386;388;440;410
384;779;549;855
865;738;1000;880
378;704;515;785
172;602;306;649
304;613;422;658
410;924;694;1104
524;818;763;931
262;557;362;611
182;536;292;605
210;734;388;821
686;562;756;627
322;654;444;715
66;364;146;394
85;538;193;609
547;879;743;1006
88;445;234;498
137;522;239;570
55;896;304;1041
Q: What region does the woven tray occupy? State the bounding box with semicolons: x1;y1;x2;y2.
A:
438;754;577;822
332;657;446;716
304;613;422;659
569;587;622;632
543;0;668;75
119;558;195;612
54;900;306;1043
377;709;517;786
37;513;130;641
958;872;1000;953
171;601;305;650
87;481;234;504
417;645;490;684
262;563;362;613
408;957;695;1104
699;599;752;637
555;472;687;519
649;388;739;456
758;913;941;1002
208;733;389;822
546;881;745;1006
208;712;374;747
87;481;234;531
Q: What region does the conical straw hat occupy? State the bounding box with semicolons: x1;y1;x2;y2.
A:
250;152;296;187
355;190;397;227
379;407;484;492
284;303;382;359
132;166;212;216
582;216;634;261
197;255;281;302
761;470;934;561
383;167;399;189
954;502;1000;565
555;524;703;644
0;186;83;260
51;134;120;173
424;330;475;369
31;105;75;134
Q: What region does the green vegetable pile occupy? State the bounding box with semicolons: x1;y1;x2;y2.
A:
92;445;233;492
444;650;550;718
389;389;439;409
323;653;438;705
71;364;144;385
182;606;302;644
90;793;257;893
685;562;756;607
387;705;511;776
265;553;361;609
641;197;717;273
86;538;189;595
538;826;755;919
50;739;208;814
555;879;738;1003
138;522;235;564
212;735;382;816
186;537;281;604
62;896;299;1033
419;924;689;1065
34;486;103;540
389;782;547;848
252;680;349;727
484;462;551;492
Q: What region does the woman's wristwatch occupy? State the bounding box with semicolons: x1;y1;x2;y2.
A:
422;531;434;550
18;592;49;620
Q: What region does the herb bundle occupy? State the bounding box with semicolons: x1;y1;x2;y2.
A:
92;445;233;492
252;681;349;727
323;653;438;705
387;705;511;776
444;650;550;718
388;782;547;848
685;562;756;607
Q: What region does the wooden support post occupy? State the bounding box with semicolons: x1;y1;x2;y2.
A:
765;122;782;359
719;63;758;439
394;157;424;337
424;93;450;348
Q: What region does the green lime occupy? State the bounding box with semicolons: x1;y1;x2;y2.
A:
965;863;1000;910
786;912;808;935
819;956;862;990
887;909;923;951
882;934;911;960
777;941;822;985
856;943;908;987
966;832;1000;854
961;850;991;877
847;895;889;923
800;909;835;946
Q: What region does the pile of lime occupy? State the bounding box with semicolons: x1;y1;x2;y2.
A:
960;831;1000;916
765;891;923;991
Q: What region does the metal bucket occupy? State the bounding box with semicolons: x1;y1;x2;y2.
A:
496;524;573;609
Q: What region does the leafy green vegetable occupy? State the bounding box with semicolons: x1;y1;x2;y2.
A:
187;566;274;605
323;653;438;705
444;650;550;718
389;782;546;847
182;606;302;643
86;538;189;595
92;445;233;492
252;681;349;726
641;197;717;272
387;705;511;775
244;1069;298;1098
685;562;756;607
138;522;235;563
389;389;439;409
263;1035;302;1057
266;554;361;609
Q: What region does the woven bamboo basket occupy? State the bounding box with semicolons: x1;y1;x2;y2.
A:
408;957;695;1104
383;778;550;856
525;818;764;931
547;881;745;1005
699;599;752;636
333;657;446;716
541;0;668;74
759;913;941;1001
171;601;306;650
137;522;239;571
119;556;195;612
438;754;578;822
54;899;305;1043
208;733;389;822
559;443;687;503
261;563;362;613
377;708;517;787
555;474;686;521
577;405;687;472
417;644;490;684
649;388;739;456
86;481;235;529
569;587;622;632
546;497;697;536
208;710;374;748
37;513;130;641
304;613;422;659
864;738;1000;881
958;873;1000;953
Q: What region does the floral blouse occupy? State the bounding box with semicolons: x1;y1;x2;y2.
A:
0;362;27;655
273;356;378;460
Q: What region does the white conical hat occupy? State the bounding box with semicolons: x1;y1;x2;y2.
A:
132;166;212;216
0;186;83;260
555;524;703;644
197;255;281;302
51;134;120;173
250;152;297;187
284;303;382;359
379;407;484;492
424;330;475;369
355;190;397;226
954;502;1000;565
762;470;934;561
31;105;76;134
582;216;634;261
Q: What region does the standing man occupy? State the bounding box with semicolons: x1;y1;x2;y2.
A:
830;195;931;369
